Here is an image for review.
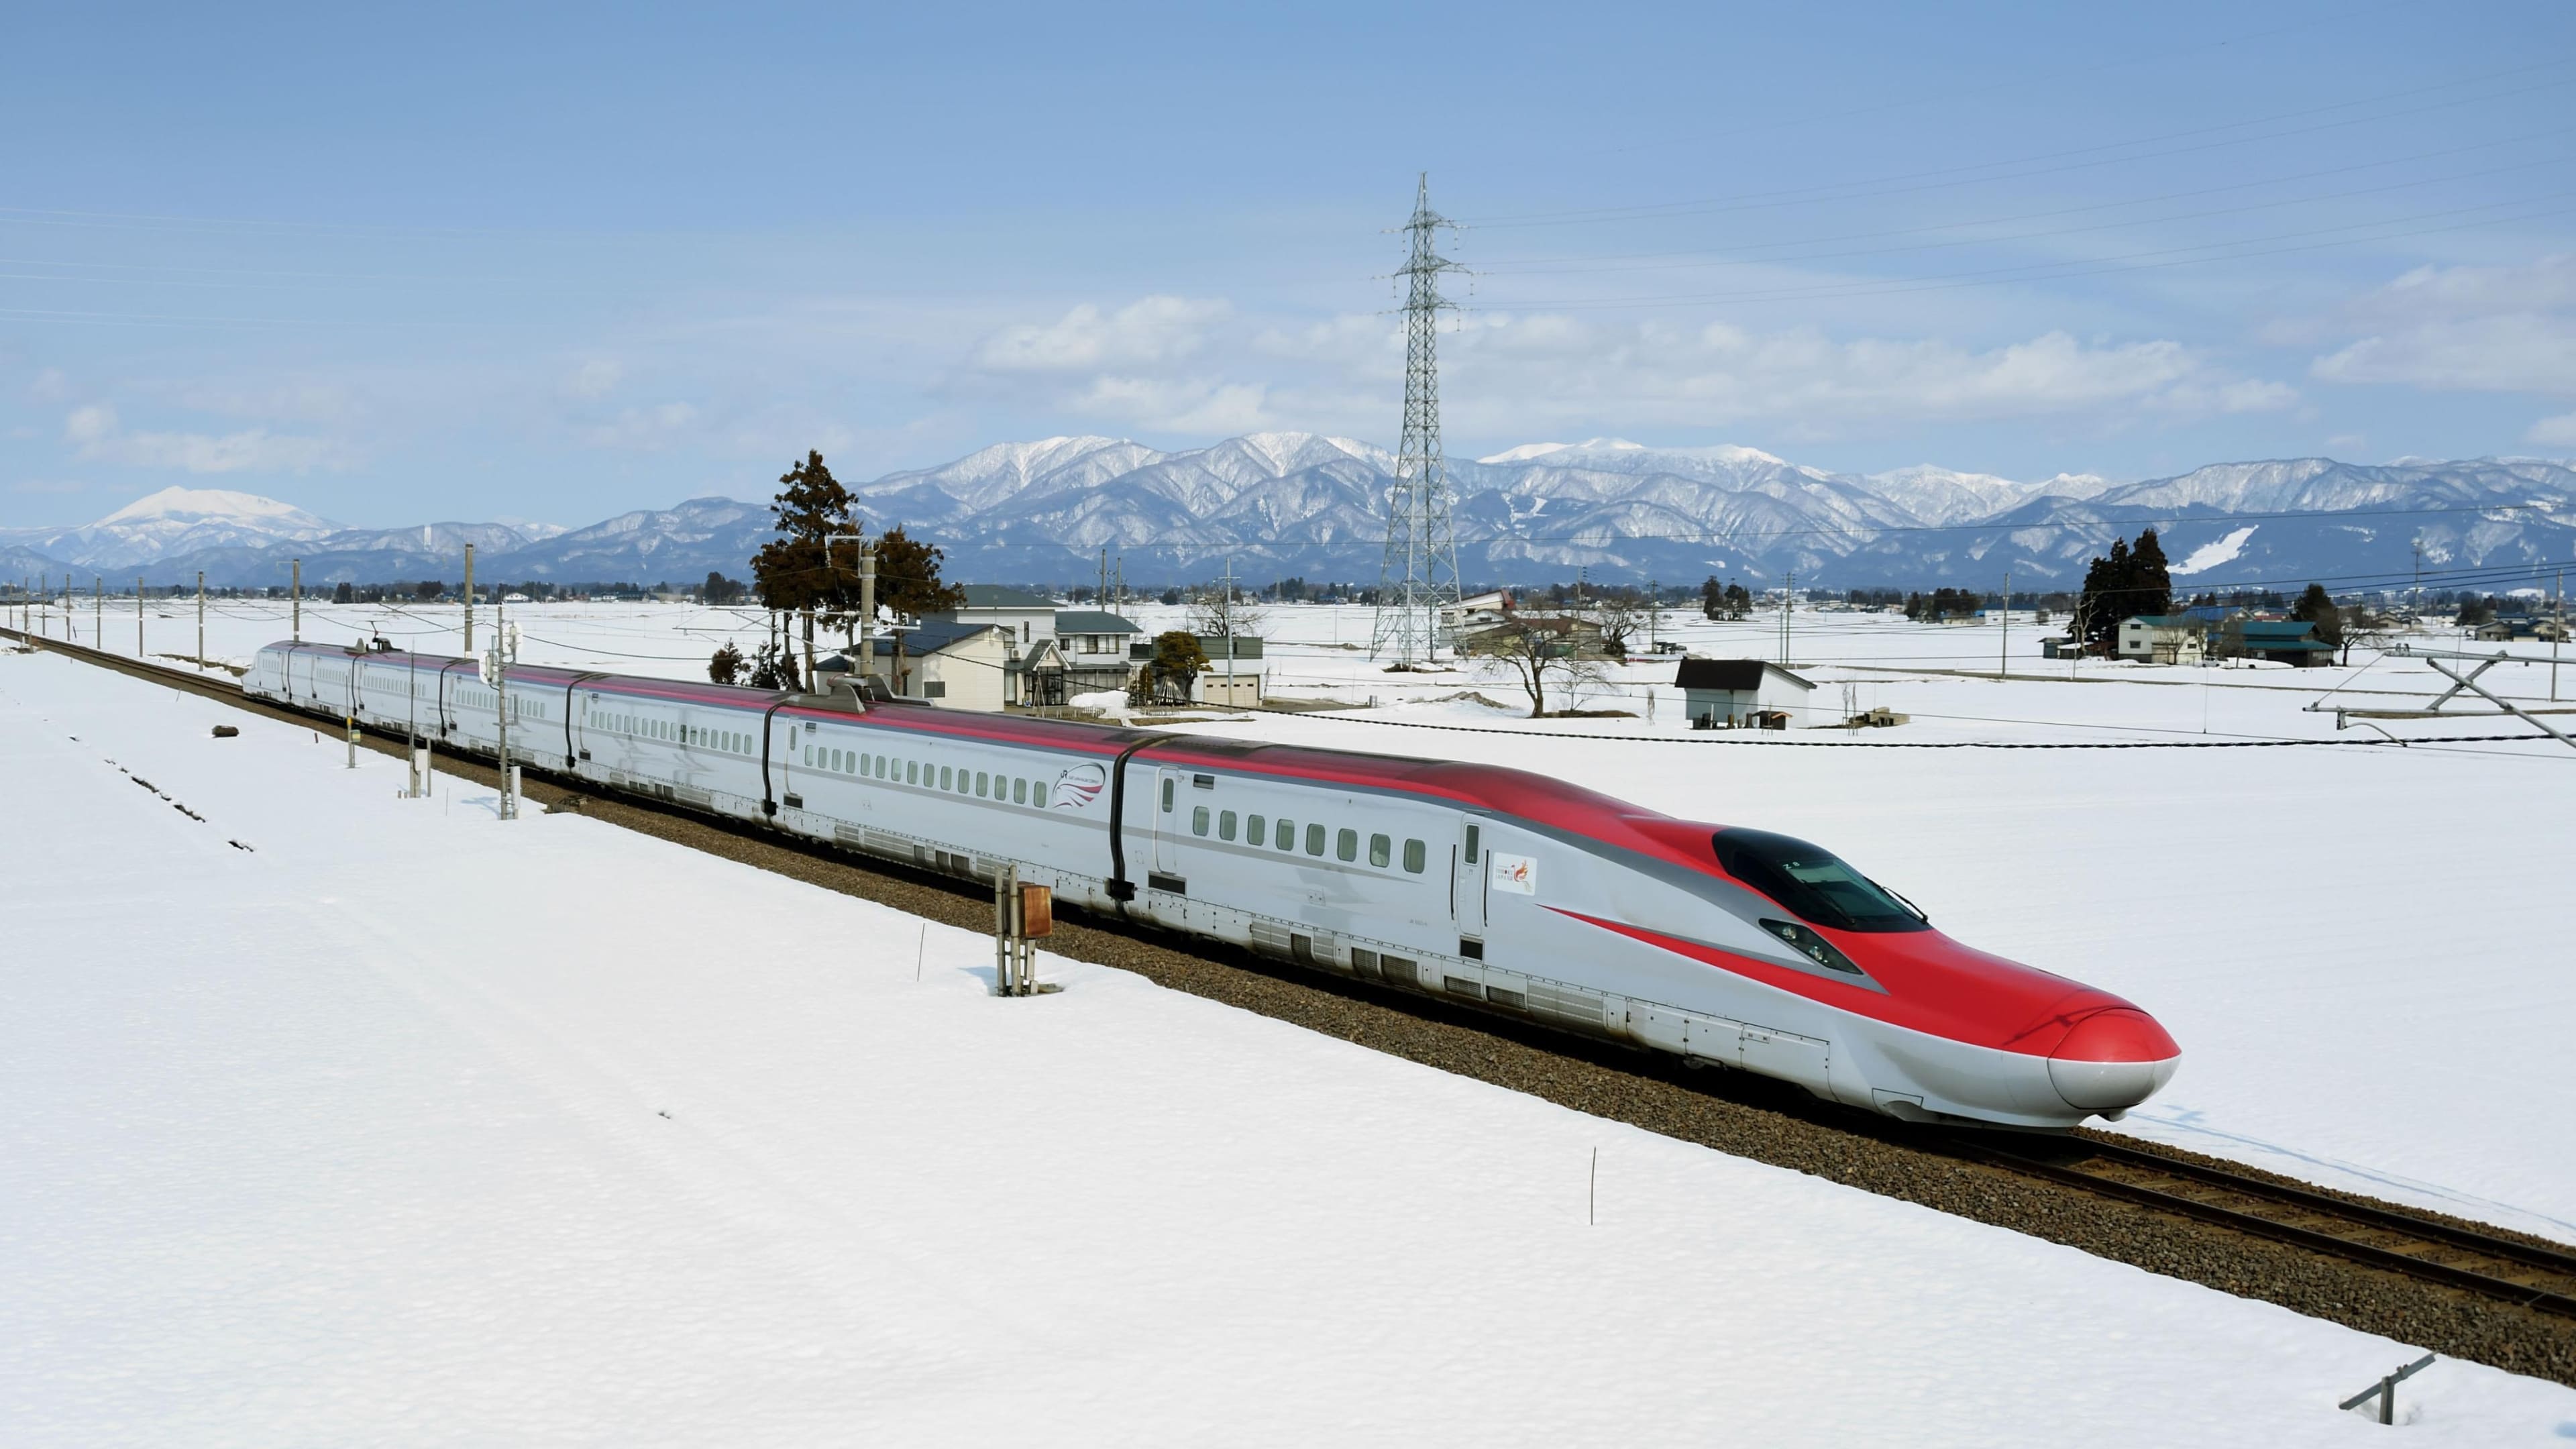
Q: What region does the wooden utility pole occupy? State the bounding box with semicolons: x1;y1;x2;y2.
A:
2000;569;2012;679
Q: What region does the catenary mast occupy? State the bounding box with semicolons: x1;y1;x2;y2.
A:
1369;173;1466;669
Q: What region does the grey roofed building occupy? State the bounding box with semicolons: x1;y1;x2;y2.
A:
1052;608;1141;638
953;584;1061;610
1674;657;1816;729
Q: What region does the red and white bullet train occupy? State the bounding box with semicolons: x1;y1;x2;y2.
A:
248;638;2180;1129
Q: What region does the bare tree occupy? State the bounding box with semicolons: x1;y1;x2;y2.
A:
1477;614;1608;717
1585;590;1648;659
1187;579;1267;642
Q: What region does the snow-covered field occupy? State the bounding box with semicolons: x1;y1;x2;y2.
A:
19;594;2576;1233
9;645;2576;1444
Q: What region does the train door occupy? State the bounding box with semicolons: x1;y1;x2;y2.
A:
1151;767;1183;873
1452;814;1492;946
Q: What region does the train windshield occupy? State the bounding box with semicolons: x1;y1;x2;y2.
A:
1711;828;1929;933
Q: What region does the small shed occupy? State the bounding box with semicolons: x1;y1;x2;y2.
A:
1674;658;1816;729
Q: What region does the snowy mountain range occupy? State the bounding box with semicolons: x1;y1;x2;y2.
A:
6;441;2572;592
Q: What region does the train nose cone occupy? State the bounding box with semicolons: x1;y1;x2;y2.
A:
2047;1008;2182;1113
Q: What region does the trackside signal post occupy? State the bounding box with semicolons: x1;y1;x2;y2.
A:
993;864;1055;997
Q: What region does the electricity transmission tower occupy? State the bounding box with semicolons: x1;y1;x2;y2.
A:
1370;173;1466;669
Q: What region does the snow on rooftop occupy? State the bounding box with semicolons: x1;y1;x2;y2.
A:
12;648;2576;1442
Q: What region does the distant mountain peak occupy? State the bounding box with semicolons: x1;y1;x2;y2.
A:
96;485;337;530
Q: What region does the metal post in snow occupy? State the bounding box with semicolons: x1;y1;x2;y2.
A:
2000;569;2011;679
292;557;301;642
196;570;205;671
2554;568;2563;703
137;576;144;657
462;543;475;654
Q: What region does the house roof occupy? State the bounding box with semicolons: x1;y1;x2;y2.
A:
1673;657;1815;692
1052;609;1140;634
953;584;1061;610
2124;614;2200;628
2234;620;2320;641
843;619;999;657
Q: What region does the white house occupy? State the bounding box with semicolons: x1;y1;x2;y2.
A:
1674;657;1818;728
826;620;1012;712
932;585;1062;651
2117;615;2205;664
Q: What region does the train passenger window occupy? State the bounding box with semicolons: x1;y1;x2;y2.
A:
1192;806;1210;836
804;746;814;766
907;761;918;785
1403;839;1426;873
1161;777;1175;812
1013;777;1027;804
1336;828;1357;862
1275;818;1293;851
940;765;953;791
1247;814;1265;845
1369;833;1391;867
1218;810;1236;841
1307;823;1326;857
1464;823;1481;864
977;771;989;797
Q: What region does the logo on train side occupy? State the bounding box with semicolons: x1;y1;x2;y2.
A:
1489;851;1538;896
1051;763;1107;809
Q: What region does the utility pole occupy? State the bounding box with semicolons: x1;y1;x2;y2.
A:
1370;173;1467;669
292;557;302;642
489;593;517;820
1098;545;1108;607
1779;570;1794;664
2000;569;2012;679
2410;533;2424;612
94;576;102;646
136;575;145;657
859;535;877;685
2555;568;2564;703
462;543;476;653
196;571;205;670
1220;557;1236;703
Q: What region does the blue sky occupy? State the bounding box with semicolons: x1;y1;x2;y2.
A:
4;0;2573;527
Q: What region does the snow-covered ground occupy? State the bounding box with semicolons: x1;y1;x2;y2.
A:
17;597;2576;1238
8;646;2576;1444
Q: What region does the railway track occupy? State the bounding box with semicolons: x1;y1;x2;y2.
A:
1954;1132;2576;1318
11;623;2576;1385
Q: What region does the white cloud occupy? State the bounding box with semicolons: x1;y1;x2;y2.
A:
2309;254;2576;396
566;358;624;398
977;297;1230;372
2530;412;2576;447
967;295;2282;443
579;401;700;451
64;403;349;474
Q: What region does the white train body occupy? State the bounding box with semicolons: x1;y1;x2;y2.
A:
247;640;2180;1129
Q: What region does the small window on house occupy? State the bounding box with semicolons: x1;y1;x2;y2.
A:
1403;839;1427;873
1307;823;1326;856
1337;828;1358;862
1275;818;1294;851
1161;777;1175;812
1192;806;1210;836
1369;833;1391;867
1218;810;1236;841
